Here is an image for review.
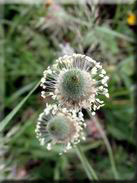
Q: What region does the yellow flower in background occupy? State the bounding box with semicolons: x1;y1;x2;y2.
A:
127;12;137;26
45;0;54;8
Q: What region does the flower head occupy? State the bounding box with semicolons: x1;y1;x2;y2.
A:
40;54;109;113
127;12;137;26
35;104;85;154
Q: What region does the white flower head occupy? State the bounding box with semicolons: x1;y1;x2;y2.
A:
40;54;109;113
35;104;85;154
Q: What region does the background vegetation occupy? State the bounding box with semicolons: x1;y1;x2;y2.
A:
0;1;136;180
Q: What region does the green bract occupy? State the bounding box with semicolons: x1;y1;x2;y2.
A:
47;115;70;141
60;69;85;100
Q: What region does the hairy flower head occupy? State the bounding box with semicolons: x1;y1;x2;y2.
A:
40;54;109;113
35;104;86;154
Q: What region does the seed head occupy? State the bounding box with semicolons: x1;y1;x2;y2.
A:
40;54;109;113
35;104;85;154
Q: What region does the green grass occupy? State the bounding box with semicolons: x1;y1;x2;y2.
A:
1;2;135;180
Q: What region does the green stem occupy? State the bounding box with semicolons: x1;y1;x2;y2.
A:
95;120;119;179
87;110;119;179
75;145;98;180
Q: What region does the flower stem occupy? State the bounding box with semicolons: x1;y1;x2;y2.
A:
86;109;119;179
75;145;98;180
95;119;119;179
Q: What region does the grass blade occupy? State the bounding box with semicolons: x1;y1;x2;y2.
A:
0;81;40;132
5;82;36;106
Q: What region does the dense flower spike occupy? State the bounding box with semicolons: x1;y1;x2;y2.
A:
40;54;109;113
35;104;86;154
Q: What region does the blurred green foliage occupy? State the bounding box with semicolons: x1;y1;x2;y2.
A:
0;2;136;180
